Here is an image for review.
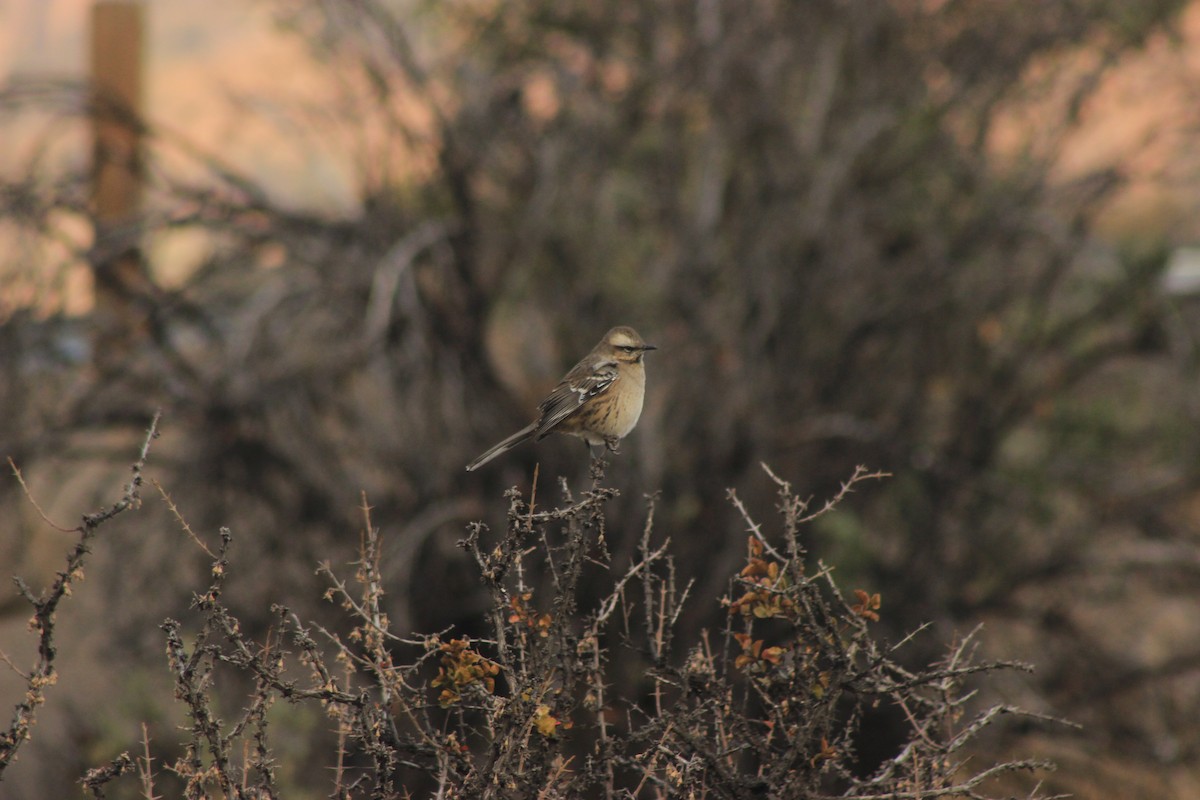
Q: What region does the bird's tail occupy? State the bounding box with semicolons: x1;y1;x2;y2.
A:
465;422;538;471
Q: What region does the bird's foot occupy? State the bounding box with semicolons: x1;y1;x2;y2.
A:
604;436;621;453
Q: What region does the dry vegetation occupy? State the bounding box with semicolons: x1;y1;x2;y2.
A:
12;438;1065;798
3;0;1200;797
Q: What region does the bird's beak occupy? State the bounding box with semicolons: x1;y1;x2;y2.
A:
641;344;657;351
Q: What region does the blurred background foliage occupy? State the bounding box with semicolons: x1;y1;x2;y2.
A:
4;0;1200;796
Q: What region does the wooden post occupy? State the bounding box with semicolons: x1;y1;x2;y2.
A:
90;1;149;360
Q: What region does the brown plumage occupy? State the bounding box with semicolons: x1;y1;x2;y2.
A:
465;326;655;471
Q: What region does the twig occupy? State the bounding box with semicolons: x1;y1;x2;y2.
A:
152;478;215;559
81;752;135;798
0;411;161;777
727;487;787;562
795;464;890;525
139;722;160;800
0;649;30;681
8;457;74;532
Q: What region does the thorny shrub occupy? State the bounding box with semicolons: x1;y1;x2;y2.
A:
4;430;1064;799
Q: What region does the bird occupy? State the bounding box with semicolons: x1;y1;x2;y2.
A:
466;326;656;471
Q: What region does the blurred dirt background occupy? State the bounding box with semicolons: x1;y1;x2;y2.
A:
4;1;1200;797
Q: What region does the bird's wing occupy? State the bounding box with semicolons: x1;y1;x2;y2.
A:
534;358;619;439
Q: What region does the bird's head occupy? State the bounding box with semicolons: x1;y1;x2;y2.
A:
603;326;657;364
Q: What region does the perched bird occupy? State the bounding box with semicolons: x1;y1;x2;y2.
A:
466;326;655;471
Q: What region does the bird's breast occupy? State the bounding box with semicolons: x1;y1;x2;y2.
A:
611;367;645;438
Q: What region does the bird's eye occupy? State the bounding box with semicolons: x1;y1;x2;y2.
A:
620;345;635;352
